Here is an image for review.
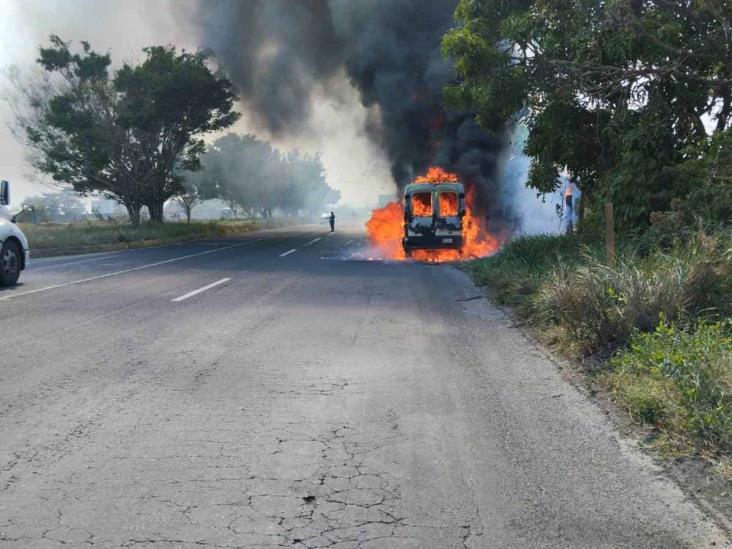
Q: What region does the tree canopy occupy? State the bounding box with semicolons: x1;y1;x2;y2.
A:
16;36;239;224
443;0;732;228
191;133;340;219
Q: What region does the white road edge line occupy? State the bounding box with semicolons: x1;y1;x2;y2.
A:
279;248;297;257
171;278;232;303
303;237;322;247
0;239;264;302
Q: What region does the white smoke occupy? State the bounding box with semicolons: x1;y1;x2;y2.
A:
498;123;564;236
0;0;202;207
0;0;394;208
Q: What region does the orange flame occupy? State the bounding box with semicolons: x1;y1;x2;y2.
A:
414;166;458;183
439;191;458;217
365;168;502;263
412;192;432;216
365;201;406;260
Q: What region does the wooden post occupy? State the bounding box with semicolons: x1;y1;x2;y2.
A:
605;202;615;267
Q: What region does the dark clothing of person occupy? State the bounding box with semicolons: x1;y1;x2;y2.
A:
329;213;335;232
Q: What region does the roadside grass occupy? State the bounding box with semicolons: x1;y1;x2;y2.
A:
21;219;264;256
604;320;732;455
535;233;732;355
470;229;732;458
715;458;732;481
469;234;601;315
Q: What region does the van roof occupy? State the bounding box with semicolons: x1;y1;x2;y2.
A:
404;182;464;194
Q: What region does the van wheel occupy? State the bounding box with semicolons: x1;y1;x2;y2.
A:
0;240;21;287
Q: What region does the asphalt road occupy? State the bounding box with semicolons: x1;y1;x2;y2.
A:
0;225;726;548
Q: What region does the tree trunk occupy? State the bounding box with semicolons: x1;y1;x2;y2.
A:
126;203;142;226
147;200;165;223
186;208;191;224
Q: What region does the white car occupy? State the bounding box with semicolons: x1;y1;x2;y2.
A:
0;181;30;287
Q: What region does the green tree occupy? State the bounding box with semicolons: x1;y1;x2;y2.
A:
193;134;251;215
14;37;238;225
281;151;340;216
193;133;283;217
174;181;201;224
15;36;145;223
678;128;732;225
192;133;338;219
443;0;732;228
115;46;239;222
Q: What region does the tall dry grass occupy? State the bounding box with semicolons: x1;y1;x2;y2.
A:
534;231;732;353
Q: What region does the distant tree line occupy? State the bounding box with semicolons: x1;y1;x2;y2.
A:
22;190;85;222
189;133;340;219
12;36;239;225
12;37;339;225
443;0;732;229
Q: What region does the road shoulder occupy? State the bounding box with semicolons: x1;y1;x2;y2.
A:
454;263;732;540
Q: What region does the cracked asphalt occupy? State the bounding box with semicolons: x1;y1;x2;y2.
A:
0;226;727;548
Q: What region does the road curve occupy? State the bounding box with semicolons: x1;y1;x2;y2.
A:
0;225;726;548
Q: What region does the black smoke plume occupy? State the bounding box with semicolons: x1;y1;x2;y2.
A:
194;0;505;214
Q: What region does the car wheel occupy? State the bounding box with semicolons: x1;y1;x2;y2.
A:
0;240;21;287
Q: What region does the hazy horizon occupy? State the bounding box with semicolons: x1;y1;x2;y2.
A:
0;0;395;209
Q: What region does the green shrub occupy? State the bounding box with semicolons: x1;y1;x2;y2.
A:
608;320;732;453
607;372;683;427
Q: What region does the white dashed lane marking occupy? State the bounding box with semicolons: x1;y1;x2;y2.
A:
171;278;232;303
0;240;263;302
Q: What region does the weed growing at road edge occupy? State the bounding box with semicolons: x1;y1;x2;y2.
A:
470;230;732;457
606;320;732;455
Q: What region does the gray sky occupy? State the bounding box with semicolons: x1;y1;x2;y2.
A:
0;0;394;208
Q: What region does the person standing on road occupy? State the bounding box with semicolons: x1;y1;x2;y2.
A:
329;211;335;233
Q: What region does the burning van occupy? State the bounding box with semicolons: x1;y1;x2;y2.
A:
402;180;465;256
